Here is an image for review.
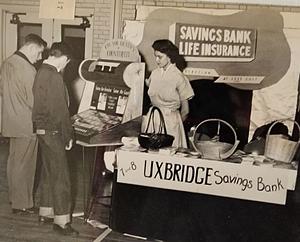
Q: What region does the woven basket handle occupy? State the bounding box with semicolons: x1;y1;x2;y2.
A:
266;119;300;143
144;106;168;134
144;107;155;133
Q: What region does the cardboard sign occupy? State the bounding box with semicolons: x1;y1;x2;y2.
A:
183;67;219;77
215;75;265;84
116;150;292;205
39;0;75;20
169;23;257;62
131;8;291;90
92;84;130;116
100;39;141;62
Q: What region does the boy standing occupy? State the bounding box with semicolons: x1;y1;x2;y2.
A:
32;42;78;236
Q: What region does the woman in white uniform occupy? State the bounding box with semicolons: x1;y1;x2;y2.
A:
143;39;194;148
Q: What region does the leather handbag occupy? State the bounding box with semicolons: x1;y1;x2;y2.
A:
138;106;174;150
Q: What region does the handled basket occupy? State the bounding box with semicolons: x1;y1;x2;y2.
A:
189;118;239;160
138;106;174;150
264;119;300;163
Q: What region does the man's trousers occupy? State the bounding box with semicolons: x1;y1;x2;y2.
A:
7;136;38;209
37;132;71;217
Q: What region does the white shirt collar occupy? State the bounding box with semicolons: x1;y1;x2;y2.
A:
43;59;60;72
160;63;174;75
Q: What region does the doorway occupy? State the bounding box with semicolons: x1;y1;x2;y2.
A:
3;8;93;60
0;7;93;126
60;23;89;115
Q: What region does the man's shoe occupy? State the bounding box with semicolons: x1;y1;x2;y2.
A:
12;207;37;215
38;216;54;225
53;223;79;236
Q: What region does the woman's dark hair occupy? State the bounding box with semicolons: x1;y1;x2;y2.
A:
152;39;187;71
49;42;72;59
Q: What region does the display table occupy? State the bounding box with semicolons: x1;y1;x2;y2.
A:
75;117;142;220
110;149;300;241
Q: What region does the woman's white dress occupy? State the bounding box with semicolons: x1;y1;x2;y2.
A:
142;64;194;148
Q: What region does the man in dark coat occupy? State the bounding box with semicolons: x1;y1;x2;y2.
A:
32;42;78;236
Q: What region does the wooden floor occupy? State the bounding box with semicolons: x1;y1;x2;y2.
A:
0;137;153;242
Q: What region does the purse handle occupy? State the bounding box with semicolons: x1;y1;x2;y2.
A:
145;106;168;135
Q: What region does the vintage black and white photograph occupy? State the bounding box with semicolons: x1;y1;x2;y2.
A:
0;0;300;241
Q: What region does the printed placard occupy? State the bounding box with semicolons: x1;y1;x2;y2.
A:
92;85;130;116
183;67;219;77
169;22;257;62
39;0;75;20
117;150;290;205
215;75;265;84
100;39;141;62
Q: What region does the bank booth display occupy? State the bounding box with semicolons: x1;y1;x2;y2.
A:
108;7;300;242
73;11;300;241
73;60;136;141
110;118;299;241
72;39;145;144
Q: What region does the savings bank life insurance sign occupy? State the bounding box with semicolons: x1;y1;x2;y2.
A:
169;23;257;62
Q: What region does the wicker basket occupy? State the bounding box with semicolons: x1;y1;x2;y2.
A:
264;119;300;163
190;119;239;160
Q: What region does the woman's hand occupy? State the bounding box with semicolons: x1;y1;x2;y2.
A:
180;100;189;122
145;77;151;87
65;139;73;150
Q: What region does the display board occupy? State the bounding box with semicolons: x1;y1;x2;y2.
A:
72;39;145;141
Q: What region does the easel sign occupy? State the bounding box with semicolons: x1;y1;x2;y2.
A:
39;0;75;20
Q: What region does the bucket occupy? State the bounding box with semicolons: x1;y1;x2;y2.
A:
264;119;300;163
189;119;240;160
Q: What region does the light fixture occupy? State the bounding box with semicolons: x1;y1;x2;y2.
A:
10;13;26;25
80;17;90;29
75;15;92;30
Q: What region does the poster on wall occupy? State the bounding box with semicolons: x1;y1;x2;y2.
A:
122;6;300;140
39;0;75;20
